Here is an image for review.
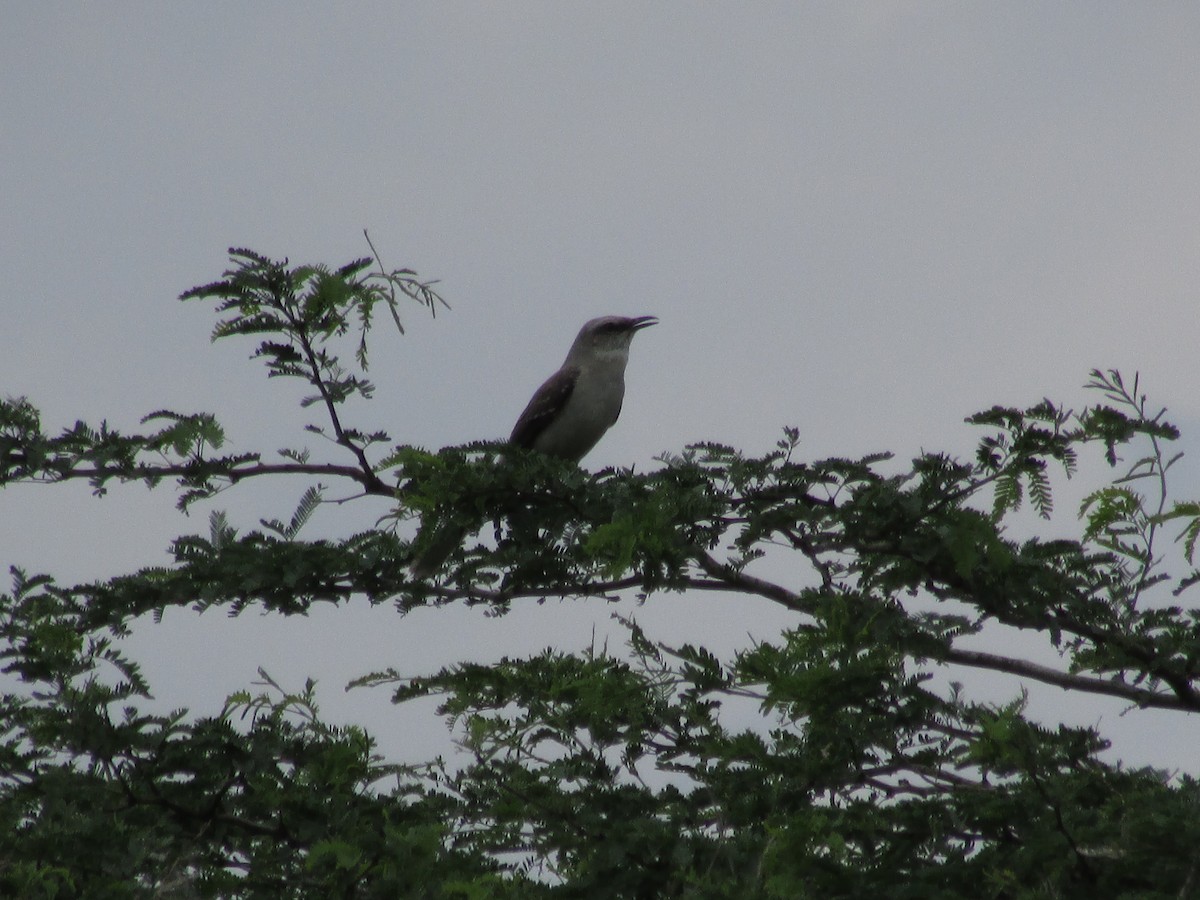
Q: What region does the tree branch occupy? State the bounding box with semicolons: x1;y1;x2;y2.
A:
286;303;390;495
20;459;395;498
942;646;1200;712
691;551;810;612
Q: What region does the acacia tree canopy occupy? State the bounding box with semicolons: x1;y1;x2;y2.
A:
3;248;1200;898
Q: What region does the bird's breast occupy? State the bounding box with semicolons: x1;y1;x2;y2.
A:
530;363;626;461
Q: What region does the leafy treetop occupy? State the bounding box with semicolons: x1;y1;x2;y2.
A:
3;247;1200;897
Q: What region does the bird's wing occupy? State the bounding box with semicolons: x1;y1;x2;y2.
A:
510;365;579;449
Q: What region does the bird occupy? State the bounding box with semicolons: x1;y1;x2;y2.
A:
509;315;658;459
411;314;657;577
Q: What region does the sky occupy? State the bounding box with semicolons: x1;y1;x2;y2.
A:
3;4;1200;769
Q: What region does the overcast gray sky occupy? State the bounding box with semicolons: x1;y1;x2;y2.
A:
4;5;1200;767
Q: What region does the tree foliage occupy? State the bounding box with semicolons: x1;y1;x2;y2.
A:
3;249;1200;897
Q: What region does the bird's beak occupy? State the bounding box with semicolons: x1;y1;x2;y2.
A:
630;316;658;331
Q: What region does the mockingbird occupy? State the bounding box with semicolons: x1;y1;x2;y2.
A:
510;314;658;459
411;314;657;576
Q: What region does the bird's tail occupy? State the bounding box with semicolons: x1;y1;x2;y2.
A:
409;520;467;578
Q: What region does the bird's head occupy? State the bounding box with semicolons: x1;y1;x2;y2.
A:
567;315;658;362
